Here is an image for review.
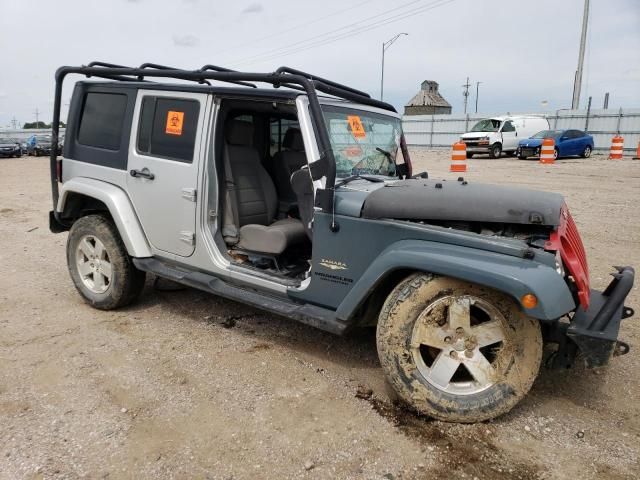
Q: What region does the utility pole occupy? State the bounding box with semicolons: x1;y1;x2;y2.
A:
10;117;18;130
462;77;471;114
571;0;589;109
475;81;482;113
380;33;408;101
34;108;40;127
603;92;609;109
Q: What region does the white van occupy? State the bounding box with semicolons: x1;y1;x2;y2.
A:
460;116;549;158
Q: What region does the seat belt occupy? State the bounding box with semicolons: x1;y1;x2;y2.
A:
221;149;240;245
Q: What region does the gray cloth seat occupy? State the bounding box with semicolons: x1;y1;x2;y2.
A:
272;128;307;202
222;120;306;255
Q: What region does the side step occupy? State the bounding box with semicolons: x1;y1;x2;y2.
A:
133;258;349;335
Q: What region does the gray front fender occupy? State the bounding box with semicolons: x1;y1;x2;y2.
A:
57;178;152;258
336;239;575;322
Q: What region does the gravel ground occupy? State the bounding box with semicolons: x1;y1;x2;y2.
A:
1;150;638;479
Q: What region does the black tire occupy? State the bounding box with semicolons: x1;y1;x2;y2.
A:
489;143;502;159
518;155;528;160
376;273;542;423
554;148;559;160
581;145;592;158
66;214;145;310
466;152;474;159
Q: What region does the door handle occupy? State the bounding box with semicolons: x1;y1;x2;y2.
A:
130;168;155;180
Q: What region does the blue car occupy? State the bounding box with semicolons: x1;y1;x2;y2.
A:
517;129;594;160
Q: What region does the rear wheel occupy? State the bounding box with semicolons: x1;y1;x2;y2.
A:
377;274;542;423
581;145;592;158
489;143;502;159
67;214;146;310
554;148;559;160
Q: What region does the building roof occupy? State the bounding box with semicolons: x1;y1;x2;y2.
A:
405;80;451;108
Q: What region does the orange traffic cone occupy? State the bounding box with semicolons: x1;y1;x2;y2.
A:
450;141;467;172
539;137;555;164
608;135;624;159
633;141;640;160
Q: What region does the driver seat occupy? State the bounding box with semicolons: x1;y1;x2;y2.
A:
222;120;306;255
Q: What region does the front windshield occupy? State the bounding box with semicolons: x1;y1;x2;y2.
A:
531;130;562;139
470;119;501;132
321;105;401;178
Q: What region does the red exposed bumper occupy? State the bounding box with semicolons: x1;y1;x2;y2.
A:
545;204;590;309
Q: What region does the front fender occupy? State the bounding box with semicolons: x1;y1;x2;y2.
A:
57;178;152;258
336;239;575;322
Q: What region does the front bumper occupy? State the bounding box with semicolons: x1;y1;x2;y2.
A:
566;266;635;367
465;144;491;153
518;146;540;158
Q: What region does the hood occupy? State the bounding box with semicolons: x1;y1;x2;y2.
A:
461;131;494;139
0;142;19;148
361;178;563;226
518;138;543;147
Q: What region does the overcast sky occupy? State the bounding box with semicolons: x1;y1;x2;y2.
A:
0;0;638;128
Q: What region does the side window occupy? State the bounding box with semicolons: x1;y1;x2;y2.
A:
502;121;515;132
137;96;200;163
270;117;300;155
78;92;128;150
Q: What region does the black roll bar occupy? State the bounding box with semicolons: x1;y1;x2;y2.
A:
50;63;397;226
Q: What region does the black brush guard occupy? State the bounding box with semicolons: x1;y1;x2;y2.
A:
548;266;635;368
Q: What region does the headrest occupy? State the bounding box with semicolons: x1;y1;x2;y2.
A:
282;128;304;151
225;120;254;146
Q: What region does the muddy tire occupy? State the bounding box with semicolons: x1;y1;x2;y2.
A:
376;273;542;423
67;214;145;310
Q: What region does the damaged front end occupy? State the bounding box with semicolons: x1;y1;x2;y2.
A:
544;204;635;368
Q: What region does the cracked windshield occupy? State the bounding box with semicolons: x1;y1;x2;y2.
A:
321;105;402;178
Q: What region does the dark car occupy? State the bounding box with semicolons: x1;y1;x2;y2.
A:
28;135;53;156
517;129;594;160
0;138;23;158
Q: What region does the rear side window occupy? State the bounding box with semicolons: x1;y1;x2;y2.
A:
137;97;200;163
77;92;128;150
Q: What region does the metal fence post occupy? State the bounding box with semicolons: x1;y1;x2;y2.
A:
616;107;623;134
430;114;434;148
585;96;592;132
465;113;469;132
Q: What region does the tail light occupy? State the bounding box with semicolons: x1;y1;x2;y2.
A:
56;158;63;182
545;204;590;309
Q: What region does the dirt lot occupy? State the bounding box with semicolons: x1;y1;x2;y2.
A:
1;150;639;479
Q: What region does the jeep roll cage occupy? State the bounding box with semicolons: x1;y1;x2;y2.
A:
50;61;397;226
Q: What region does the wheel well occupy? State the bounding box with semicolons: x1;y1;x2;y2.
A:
353;268;417;327
61;192;112;223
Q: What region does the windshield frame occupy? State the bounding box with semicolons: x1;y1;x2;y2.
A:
470;118;502;133
530;129;563;139
319;102;405;180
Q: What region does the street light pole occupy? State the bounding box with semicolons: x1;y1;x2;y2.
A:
475;81;482;113
380;33;408;101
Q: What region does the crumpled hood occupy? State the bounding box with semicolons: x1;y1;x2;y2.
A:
361;178;563;226
518;138;544;148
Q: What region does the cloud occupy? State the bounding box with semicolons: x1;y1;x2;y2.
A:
172;34;200;47
241;3;263;14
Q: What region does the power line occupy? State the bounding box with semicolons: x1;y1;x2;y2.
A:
212;0;374;58
232;0;454;68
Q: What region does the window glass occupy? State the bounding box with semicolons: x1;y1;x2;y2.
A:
501;121;515;132
270;118;299;155
137;96;200;163
78;92;127;150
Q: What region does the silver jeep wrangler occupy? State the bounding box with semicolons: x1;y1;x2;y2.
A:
48;62;635;423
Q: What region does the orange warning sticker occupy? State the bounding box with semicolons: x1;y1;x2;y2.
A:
165;111;184;136
347;115;366;139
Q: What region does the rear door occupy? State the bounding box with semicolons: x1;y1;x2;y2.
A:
127;90;210;257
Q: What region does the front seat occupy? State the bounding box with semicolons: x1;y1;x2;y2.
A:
272;127;307;203
222;119;306;255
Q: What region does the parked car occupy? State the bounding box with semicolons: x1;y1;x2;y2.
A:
0;137;23;158
517;129;594;160
48;62;634;423
461;116;550;158
27;135;53;156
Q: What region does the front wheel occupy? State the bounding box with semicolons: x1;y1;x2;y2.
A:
581;145;592;158
67;214;146;310
489;143;502;159
377;274;542;423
